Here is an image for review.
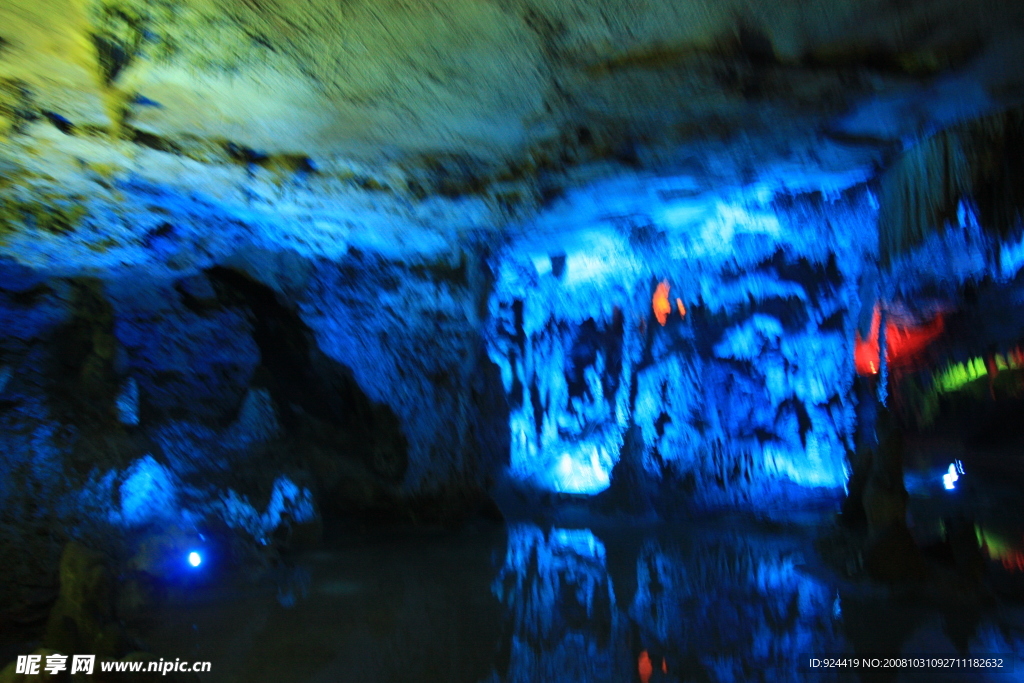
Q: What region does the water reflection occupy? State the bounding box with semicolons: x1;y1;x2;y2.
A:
487;523;845;683
492;525;625;682
137;522;1023;683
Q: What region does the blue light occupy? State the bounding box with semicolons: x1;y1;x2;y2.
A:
118;455;178;527
552;449;611;494
187;551;202;568
942;463;959;490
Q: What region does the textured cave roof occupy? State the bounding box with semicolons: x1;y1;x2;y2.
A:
1;0;1024;263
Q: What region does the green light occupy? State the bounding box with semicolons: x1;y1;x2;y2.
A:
932;354;1024;394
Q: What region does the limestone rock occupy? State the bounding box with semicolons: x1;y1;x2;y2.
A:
43;543;120;659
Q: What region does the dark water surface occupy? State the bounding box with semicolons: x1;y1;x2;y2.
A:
137;510;1024;683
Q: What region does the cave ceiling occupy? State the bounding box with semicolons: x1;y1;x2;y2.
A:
1;0;1024;273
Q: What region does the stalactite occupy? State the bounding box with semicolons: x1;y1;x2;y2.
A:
879;130;970;265
879;106;1024;265
877;308;888;407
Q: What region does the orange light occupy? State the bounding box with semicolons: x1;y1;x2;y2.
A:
638;651;653;683
855;306;945;376
661;657;668;674
676;298;686;318
653;281;671;326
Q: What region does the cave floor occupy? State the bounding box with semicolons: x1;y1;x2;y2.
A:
131;503;1024;683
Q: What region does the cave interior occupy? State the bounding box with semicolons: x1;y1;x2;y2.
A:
3;0;1024;681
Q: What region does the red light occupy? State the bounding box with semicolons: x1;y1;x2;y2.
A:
855;306;945;375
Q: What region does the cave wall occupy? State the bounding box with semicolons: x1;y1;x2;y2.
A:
296;245;507;496
0;215;508;612
488;182;873;504
2;0;1024;542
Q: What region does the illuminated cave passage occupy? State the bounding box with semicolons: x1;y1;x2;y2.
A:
3;1;1024;680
